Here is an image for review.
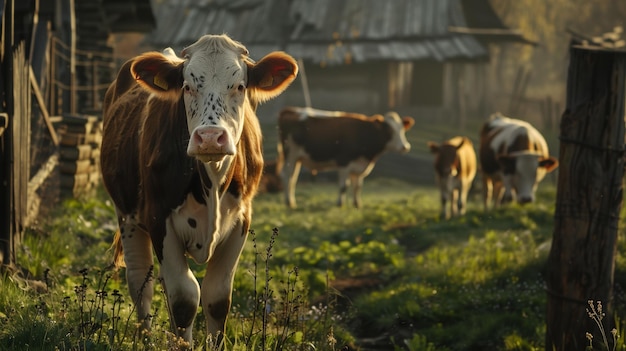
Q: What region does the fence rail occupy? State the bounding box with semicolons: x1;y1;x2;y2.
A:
49;36;117;115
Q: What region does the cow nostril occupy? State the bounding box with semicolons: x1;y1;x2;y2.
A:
193;130;203;145
216;132;227;146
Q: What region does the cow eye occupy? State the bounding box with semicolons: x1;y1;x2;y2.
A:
237;84;245;92
183;84;191;93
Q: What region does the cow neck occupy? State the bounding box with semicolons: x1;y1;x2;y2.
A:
197;156;236;200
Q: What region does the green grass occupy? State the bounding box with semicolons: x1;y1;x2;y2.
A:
2;177;625;350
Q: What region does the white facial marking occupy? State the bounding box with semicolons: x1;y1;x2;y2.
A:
181;35;249;162
384;112;411;153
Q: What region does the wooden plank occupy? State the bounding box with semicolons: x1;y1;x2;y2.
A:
60;172;90;189
0;112;7;137
61;113;98;125
59;144;93;161
58;158;92;175
26;153;58;226
59;130;101;146
29;65;59;146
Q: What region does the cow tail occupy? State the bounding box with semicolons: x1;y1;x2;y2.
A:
111;229;126;268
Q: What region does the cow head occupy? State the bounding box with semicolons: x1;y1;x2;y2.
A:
130;34;298;163
428;139;465;196
384;112;414;153
498;152;558;204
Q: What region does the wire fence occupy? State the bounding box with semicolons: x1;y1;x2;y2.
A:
48;36;118;116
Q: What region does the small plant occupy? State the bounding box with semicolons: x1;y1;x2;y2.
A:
237;228;351;351
395;333;443;351
586;300;619;351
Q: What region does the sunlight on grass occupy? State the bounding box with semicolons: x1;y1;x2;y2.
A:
3;178;624;350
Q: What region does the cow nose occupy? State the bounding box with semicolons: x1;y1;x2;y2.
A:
188;126;232;158
193;128;226;148
518;196;533;205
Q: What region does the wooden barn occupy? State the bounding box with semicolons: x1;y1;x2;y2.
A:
0;0;154;273
148;0;535;122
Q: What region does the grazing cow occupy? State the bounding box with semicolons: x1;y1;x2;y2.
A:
277;107;414;209
479;113;558;210
100;34;297;346
427;136;477;219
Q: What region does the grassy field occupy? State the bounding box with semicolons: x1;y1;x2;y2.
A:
1;175;625;350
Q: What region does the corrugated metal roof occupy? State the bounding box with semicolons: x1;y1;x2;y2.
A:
148;0;525;64
100;0;156;32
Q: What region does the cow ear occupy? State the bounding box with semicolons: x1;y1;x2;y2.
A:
247;52;298;104
427;141;439;153
402;116;415;130
539;157;559;173
130;52;184;100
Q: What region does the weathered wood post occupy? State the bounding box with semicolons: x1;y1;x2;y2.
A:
545;45;626;351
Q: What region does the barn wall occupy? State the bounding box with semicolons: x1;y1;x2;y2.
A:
297;62;385;114
257;59;496;132
410;61;445;107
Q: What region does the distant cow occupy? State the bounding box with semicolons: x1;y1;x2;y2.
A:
258;159;283;193
100;34;297;345
277;107;414;208
479;113;558;209
427;136;477;219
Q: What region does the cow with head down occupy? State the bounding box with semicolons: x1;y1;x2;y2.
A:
479;113;558;210
100;34;297;346
428;136;477;219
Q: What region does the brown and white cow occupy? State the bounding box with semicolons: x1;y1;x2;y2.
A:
277;107;414;209
100;34;297;346
479;113;558;210
427;136;477;219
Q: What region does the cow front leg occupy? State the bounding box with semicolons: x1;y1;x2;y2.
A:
161;218;200;346
351;174;364;209
200;220;248;347
493;180;506;208
450;189;459;217
281;159;301;209
336;169;350;207
458;181;471;216
482;174;492;211
439;192;449;219
437;180;450;219
118;212;154;333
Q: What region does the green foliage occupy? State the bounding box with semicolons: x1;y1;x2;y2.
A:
396;333;450;351
18;188;117;278
5;176;625;350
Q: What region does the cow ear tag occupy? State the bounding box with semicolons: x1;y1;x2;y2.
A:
154;72;169;90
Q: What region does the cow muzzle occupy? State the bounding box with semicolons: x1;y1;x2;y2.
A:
187;126;235;162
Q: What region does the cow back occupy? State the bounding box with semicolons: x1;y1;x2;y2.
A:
455;137;477;180
279;111;391;166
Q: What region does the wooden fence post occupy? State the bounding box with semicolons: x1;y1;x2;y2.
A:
545;45;626;351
